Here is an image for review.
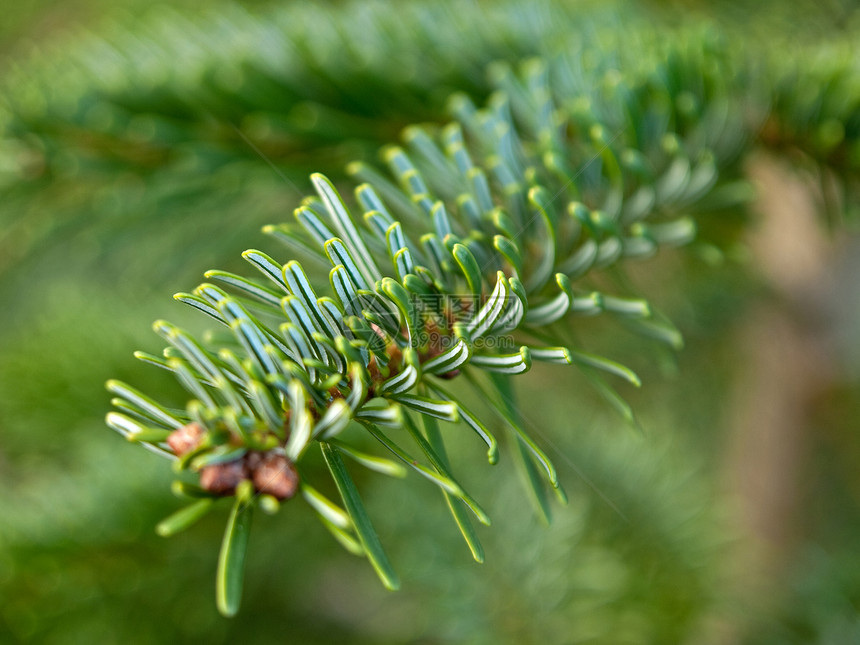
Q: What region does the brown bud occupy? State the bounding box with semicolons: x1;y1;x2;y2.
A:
199;460;246;495
244;451;263;472
251;453;299;501
167;422;205;456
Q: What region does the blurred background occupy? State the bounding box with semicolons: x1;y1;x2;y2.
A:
1;0;859;643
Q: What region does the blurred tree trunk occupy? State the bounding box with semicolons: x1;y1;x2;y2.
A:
713;153;841;642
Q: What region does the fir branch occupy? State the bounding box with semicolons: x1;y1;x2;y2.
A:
105;38;765;614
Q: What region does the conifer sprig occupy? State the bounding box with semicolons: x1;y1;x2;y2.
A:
106;42;758;615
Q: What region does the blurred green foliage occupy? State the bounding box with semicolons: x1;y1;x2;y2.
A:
1;0;859;643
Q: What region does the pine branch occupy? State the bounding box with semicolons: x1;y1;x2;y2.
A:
0;0;857;634
104;37;763;614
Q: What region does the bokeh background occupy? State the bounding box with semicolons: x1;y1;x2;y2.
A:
1;1;859;643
